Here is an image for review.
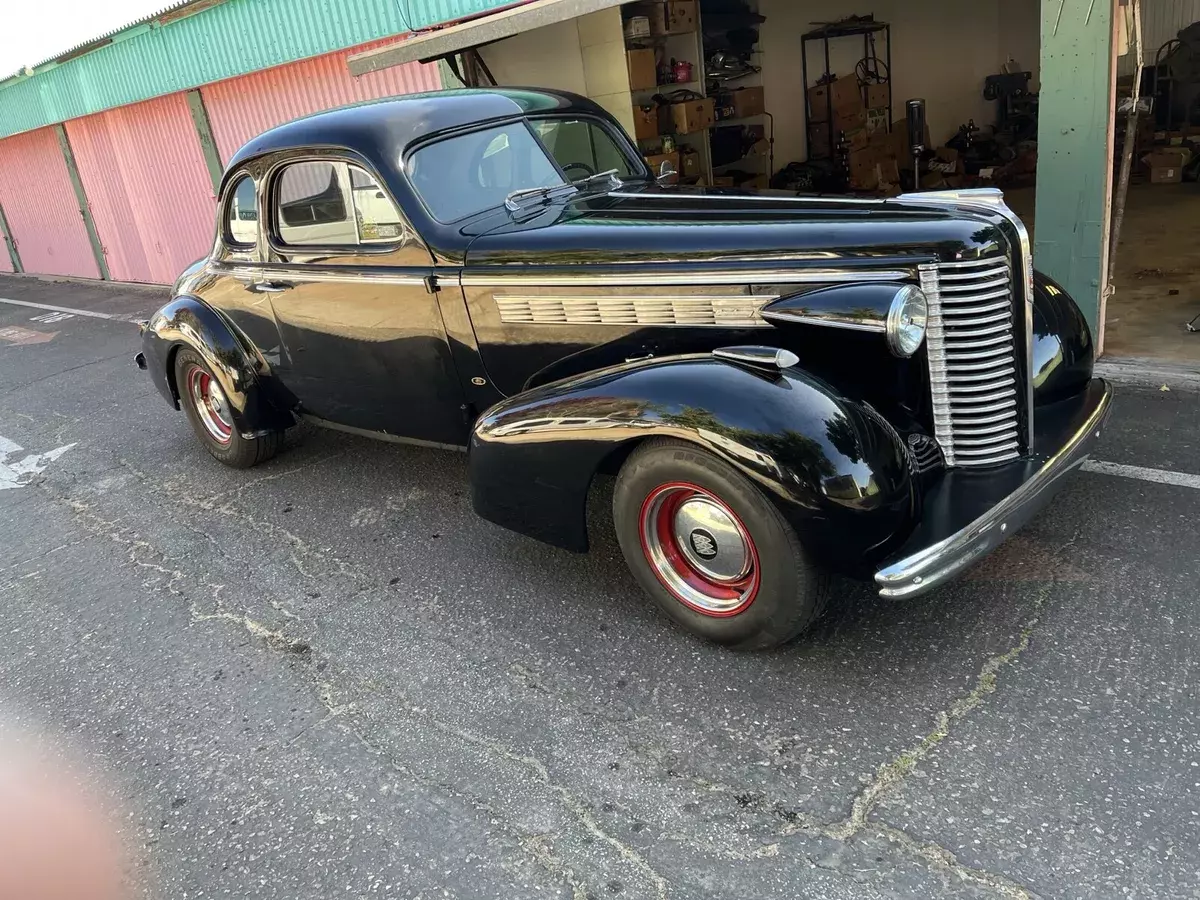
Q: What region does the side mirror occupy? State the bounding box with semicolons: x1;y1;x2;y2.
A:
656;159;678;184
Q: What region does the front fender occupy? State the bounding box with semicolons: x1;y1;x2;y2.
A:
1031;270;1095;405
141;294;292;437
470;355;916;573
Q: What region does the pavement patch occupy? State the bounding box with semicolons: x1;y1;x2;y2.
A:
0;324;56;345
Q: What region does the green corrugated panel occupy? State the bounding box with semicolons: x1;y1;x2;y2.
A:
0;0;517;139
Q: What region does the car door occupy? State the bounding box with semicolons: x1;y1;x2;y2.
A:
260;156;468;447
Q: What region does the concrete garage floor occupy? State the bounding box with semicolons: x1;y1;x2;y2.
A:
1008;182;1200;364
0;274;1198;899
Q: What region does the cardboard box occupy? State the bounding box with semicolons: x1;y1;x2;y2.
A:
848;146;881;190
712;176;736;187
632;104;662;141
865;107;889;136
808;108;867;157
808;78;863;122
627;48;657;91
1150;165;1183;183
681;149;701;177
928;146;960;175
865;83;889;110
669;97;714;134
731;86;765;118
844;126;869;153
667;0;696;33
635;1;696;35
1144;148;1191;169
877;158;902;189
644;151;680;180
623;15;651;40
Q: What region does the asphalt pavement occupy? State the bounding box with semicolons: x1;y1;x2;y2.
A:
0;273;1197;900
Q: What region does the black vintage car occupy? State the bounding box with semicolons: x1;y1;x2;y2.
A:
138;88;1111;649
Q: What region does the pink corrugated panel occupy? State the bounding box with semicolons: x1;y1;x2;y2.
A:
0;127;99;279
0;238;12;272
204;38;441;163
66;93;216;284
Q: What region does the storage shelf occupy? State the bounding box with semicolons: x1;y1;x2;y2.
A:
802;20;888;40
709;114;765;127
631;79;702;94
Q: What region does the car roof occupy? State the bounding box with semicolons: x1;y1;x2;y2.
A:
223;87;610;175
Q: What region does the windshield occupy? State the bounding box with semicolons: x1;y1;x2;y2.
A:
529;118;636;182
407;117;640;223
408;122;565;223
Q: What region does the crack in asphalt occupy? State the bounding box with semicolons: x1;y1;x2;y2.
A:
39;482;668;900
28;443;1053;900
777;582;1055;899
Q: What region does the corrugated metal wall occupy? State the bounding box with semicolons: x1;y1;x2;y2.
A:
203;39;441;163
0;127;99;279
1122;0;1200;72
66;93;216;284
0;232;13;272
0;0;510;140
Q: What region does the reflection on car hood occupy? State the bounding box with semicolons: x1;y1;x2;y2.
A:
463;183;1009;268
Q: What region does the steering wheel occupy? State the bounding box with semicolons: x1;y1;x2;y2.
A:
562;161;596;180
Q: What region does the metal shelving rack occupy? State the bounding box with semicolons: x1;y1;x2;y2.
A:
800;19;892;165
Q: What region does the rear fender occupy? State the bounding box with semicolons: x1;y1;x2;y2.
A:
141;294;292;437
469;355;917;574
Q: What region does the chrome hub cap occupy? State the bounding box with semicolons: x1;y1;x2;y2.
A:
639;483;760;617
187;366;233;445
673;498;750;583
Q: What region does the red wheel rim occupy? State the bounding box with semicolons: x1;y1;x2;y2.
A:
638;482;760;617
186;366;233;445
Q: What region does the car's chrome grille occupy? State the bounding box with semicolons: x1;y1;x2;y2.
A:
921;258;1022;467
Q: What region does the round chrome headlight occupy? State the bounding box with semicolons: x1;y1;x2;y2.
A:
886;286;929;358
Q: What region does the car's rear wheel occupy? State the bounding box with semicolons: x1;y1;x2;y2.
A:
613;439;832;649
175;348;283;469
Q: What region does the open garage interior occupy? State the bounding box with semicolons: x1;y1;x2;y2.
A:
366;0;1200;365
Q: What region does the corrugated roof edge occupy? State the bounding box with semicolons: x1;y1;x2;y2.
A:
0;0;222;85
0;0;512;140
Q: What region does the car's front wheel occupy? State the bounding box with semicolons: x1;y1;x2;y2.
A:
175;348;283;468
613;439;832;649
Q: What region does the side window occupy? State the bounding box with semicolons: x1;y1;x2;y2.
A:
275;161;412;248
226;175;258;247
275;161;355;246
347;165;409;244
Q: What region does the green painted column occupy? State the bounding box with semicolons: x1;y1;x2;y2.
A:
54;124;110;281
186;88;224;195
1034;0;1115;337
0;202;22;272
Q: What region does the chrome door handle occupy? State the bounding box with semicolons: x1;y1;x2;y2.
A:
250;281;290;293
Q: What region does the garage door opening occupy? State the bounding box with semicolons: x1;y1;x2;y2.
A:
1106;8;1200;364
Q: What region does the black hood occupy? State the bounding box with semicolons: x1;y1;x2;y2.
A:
462;183;1010;268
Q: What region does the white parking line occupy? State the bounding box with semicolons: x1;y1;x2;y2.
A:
1082;460;1200;491
0;296;138;322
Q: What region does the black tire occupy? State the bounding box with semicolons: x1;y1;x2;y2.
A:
174;348;283;469
613;438;832;650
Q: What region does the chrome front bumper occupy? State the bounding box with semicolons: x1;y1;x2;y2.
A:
875;379;1113;599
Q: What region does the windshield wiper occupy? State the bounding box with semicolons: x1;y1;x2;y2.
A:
503;169;622;215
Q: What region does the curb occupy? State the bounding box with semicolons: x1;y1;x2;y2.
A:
1095;356;1200;390
0;271;169;295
